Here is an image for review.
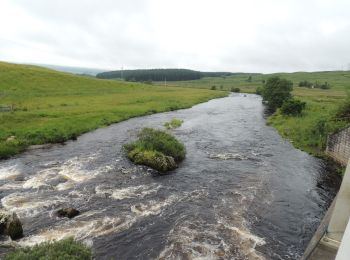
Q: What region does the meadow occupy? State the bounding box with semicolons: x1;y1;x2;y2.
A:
162;71;350;157
0;62;227;159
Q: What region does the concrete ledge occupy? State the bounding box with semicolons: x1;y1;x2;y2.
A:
301;196;337;260
320;234;341;250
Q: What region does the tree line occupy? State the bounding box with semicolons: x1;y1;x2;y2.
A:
96;69;233;81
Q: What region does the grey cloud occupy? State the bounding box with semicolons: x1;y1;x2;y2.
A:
1;0;350;72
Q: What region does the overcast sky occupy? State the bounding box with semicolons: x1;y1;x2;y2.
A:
0;0;349;73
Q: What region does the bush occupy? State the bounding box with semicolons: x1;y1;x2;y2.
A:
319;82;331;89
299;80;313;88
5;238;91;260
211;86;216;90
124;128;185;172
299;80;331;89
261;76;293;112
256;86;263;95
280;99;306;116
230;87;240;93
164;118;183;129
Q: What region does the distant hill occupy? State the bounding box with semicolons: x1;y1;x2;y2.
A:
36;64;107;76
96;69;234;81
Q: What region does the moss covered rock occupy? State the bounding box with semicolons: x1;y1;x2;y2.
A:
128;148;177;172
0;210;23;240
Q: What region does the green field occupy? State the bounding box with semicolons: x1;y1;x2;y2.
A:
0;62;227;159
162;71;350;157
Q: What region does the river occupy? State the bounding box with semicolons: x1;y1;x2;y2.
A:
0;94;341;259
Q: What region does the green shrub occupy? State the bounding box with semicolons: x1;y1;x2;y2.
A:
124;128;185;172
261;76;293;112
164;118;183;129
281;99;306;116
299;80;313;88
230;87;240;93
256;86;263;95
211;86;216;90
5;238;91;260
299;80;331;89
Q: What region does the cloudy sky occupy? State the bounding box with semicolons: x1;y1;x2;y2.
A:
0;0;349;73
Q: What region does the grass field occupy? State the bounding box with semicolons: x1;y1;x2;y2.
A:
162;71;350;157
0;62;227;159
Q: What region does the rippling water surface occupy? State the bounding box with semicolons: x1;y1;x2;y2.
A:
0;94;341;259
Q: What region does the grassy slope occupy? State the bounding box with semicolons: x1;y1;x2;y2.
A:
0;62;227;159
163;71;350;156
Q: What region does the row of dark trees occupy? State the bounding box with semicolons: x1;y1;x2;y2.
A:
299;80;331;89
96;69;233;82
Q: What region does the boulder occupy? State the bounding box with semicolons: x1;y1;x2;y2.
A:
128;149;178;173
0;210;23;240
56;208;80;219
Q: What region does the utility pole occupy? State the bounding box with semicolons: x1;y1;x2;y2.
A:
164;77;167;87
121;66;123;80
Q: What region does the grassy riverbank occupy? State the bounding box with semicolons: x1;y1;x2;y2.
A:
268;89;347;157
164;71;350;157
0;62;227;159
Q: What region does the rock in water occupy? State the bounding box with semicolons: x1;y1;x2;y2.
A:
0;210;23;240
56;208;80;219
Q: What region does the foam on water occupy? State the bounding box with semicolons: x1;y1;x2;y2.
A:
95;184;162;200
57;156;99;183
208;152;247;160
18;215;135;247
158;218;266;260
22;170;66;189
130;195;178;217
1;192;66;218
0;164;22;181
21;153;113;191
0;182;24;190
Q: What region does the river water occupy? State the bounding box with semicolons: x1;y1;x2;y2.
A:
0;94;341;259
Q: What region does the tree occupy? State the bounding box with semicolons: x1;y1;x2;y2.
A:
247;75;252;82
261;76;293;112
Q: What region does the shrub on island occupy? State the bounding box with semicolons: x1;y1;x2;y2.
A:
124;128;185;173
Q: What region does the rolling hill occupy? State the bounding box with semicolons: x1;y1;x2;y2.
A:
0;62;227;159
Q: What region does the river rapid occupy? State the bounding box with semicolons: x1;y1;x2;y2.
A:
0;94;341;259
